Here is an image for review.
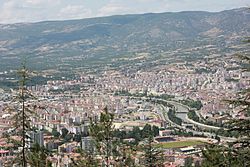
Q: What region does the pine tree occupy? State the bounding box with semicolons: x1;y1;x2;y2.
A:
184;157;193;167
27;143;52;167
89;107;116;167
5;64;34;167
70;148;98;167
4;64;50;167
202;37;250;166
115;143;136;167
143;135;164;167
202;144;243;167
76;107;136;166
225;45;250;166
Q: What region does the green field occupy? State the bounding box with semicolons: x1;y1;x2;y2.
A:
156;140;205;149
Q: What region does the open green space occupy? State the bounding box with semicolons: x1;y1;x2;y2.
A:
156;140;205;149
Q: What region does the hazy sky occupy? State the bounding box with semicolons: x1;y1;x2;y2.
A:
0;0;249;24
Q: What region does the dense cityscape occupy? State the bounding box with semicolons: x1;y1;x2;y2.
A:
0;49;249;166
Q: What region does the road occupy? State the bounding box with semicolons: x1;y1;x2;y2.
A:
130;96;236;142
167;101;220;130
158;104;214;137
158;103;235;143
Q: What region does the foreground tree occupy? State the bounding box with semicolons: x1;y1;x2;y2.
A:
184;157;193;167
74;107;138;166
143;135;164;167
202;38;250;166
70;148;98;167
5;65;34;167
27;143;52;167
202;144;243;167
225;49;250;166
115;143;136;167
90;107;116;166
5;65;51;167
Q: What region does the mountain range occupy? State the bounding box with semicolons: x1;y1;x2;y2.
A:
0;8;249;72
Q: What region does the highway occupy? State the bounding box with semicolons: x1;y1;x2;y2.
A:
167;101;221;130
158;104;214;137
130;96;236;142
158;103;236;143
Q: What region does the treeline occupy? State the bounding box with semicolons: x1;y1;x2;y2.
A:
51;124;160;146
162;127;208;138
187;110;228;128
187;110;200;122
113;124;159;145
180;98;203;110
168;109;182;125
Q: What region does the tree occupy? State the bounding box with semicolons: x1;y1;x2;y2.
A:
115;144;136;167
61;128;69;138
27;143;52;167
143;135;164;167
184;157;193;167
215;135;220;143
224;50;250;166
152;125;159;137
4;65;52;167
202;37;250;166
130;126;142;144
142;124;152;138
73;133;82;142
64;133;73;142
5;64;35;167
89;107;116;167
51;128;60;138
202;144;242;167
70;148;98;167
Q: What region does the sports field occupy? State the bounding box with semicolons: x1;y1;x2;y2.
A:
156;140;205;149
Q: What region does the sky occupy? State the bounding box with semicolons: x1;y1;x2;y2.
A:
0;0;249;24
